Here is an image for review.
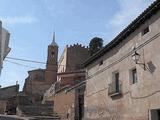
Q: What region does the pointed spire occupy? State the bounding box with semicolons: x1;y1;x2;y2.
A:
50;32;57;46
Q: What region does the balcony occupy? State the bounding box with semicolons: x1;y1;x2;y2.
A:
108;81;122;97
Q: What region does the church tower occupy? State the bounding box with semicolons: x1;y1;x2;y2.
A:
45;33;58;84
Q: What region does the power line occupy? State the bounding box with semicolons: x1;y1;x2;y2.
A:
5;60;37;69
86;32;160;80
6;56;81;67
68;32;160;98
6;57;46;64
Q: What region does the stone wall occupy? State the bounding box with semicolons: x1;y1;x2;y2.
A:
58;71;86;87
23;69;55;103
53;90;75;120
66;44;89;71
23;69;45;95
0;100;6;114
28;69;45;81
0;85;19;114
45;44;58;84
84;5;160;120
0;85;19;100
24;81;52;103
23;40;58;104
58;44;89;74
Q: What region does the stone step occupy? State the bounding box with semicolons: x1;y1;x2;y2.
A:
27;116;60;120
17;105;57;117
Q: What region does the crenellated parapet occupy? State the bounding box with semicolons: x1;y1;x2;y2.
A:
66;43;89;49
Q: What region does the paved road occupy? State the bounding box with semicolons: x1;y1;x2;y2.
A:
0;115;26;120
0;116;18;120
0;115;60;120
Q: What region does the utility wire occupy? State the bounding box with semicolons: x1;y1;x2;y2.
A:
87;32;160;80
5;60;37;69
68;32;160;99
6;56;81;67
6;57;46;64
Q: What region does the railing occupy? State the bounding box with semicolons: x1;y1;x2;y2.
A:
108;81;122;96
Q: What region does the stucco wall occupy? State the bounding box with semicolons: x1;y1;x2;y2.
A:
0;21;10;72
58;47;67;73
84;9;160;120
53;91;75;120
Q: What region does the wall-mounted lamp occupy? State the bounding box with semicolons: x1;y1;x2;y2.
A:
132;47;146;70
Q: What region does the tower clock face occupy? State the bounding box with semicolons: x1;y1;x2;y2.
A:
51;51;55;57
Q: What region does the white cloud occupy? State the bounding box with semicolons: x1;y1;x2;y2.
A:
109;0;155;29
0;15;37;25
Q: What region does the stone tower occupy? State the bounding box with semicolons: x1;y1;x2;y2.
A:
45;33;58;84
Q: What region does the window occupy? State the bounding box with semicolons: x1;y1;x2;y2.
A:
115;72;120;92
99;60;103;66
51;51;55;57
150;109;160;120
132;68;138;84
142;26;149;35
108;71;121;96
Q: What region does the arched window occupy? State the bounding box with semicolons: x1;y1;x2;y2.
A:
51;51;55;57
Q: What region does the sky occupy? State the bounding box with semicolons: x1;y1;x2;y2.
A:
0;0;155;90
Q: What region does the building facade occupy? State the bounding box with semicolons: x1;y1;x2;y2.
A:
57;44;89;87
43;44;89;120
84;1;160;120
23;35;58;103
0;21;11;73
0;85;19;114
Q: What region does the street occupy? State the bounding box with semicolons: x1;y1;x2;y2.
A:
0;115;60;120
0;116;17;120
0;115;26;120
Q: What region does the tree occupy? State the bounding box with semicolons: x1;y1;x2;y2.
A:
89;37;103;56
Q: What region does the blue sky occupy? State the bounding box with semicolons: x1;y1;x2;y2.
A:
0;0;154;90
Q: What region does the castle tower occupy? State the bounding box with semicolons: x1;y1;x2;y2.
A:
45;33;58;84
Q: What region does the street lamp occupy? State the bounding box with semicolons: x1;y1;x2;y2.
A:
132;47;146;70
132;50;140;64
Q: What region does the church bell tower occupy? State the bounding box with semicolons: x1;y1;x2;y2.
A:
45;33;58;84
